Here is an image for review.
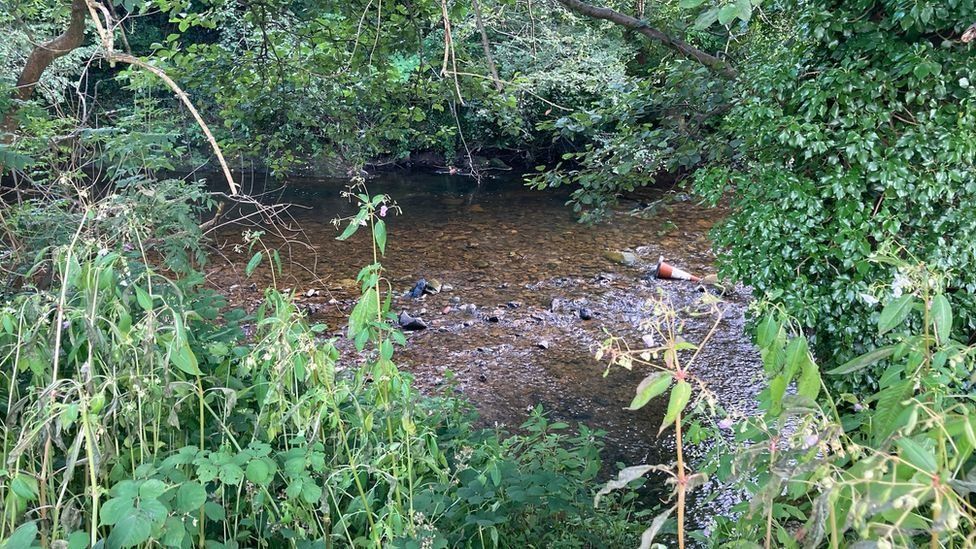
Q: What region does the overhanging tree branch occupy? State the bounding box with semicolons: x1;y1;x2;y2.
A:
1;0;89;138
554;0;737;79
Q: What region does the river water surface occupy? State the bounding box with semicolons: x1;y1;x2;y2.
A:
208;172;763;517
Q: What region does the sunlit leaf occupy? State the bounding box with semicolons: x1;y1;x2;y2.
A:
659;380;691;434
627;371;673;411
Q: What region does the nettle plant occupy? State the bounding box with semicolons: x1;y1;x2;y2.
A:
0;176;640;548
701;260;976;547
593;290;728;548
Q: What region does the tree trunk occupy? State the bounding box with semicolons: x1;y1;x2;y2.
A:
1;0;88;140
471;0;503;91
554;0;737;79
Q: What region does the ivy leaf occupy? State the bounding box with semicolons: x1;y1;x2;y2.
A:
878;295;915;335
931;295;952;345
627;372;673;411
659;380;692;435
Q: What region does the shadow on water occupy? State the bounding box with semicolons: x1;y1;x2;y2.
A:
209;172;763;522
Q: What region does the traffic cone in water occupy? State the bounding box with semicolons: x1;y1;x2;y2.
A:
653;256;701;282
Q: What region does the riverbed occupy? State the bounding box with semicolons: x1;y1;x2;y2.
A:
208;172;763;513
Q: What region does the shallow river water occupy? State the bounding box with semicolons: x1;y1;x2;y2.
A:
209;172;763;517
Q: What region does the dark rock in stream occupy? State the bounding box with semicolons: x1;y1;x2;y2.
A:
398;311;428;331
578;308;594;320
406;278;427;298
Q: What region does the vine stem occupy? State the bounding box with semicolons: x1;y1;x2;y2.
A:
675;409;685;549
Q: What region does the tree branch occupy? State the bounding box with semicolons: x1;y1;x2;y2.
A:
554;0;737;79
1;0;89;138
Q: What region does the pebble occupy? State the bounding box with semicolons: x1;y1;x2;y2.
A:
537;340;550;350
506;301;522;309
441;306;452;314
578;308;593;320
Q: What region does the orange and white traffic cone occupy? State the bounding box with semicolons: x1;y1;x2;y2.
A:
653;256;701;282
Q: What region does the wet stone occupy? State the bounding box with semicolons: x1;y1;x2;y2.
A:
398;311;428;331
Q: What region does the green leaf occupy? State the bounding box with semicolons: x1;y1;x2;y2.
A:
135;285;153;311
627;372;672;410
826;346;896;375
10;474;38;501
2;521;37;549
895;438;937;473
336;210;367;241
756;314;780;348
594;465;654;508
659;380;692;434
67;531;89;549
734;0;752;22
175;482;207;513
139;479;167;499
107;511;152;548
931;295;952;345
768;373;788;415
245;252;263;277
245;459;273;486
0;145;36;171
693;7;720;29
717;4;738;25
878;295;914;335
679;0;705;6
170;340;202;376
796;357;821;401
374;219;387;255
783;336;809;381
100;497;134;526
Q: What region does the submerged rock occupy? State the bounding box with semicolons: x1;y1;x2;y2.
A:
603;250;637;266
398;311;428;331
578;308;593;320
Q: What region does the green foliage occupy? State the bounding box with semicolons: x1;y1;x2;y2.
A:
0;175;639;547
700;263;976;546
528;63;733;221
696;0;976;378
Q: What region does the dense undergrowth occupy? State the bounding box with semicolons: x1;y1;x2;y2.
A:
598;266;976;547
0;174;641;547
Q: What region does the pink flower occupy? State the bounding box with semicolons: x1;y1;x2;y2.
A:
718;417;734;430
379;205;388;217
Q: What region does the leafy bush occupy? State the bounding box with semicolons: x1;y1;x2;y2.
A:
0;178;639;547
597;262;976;546
696;1;976;379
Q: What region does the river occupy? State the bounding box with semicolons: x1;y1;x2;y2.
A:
208;172;763;519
